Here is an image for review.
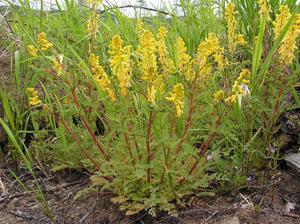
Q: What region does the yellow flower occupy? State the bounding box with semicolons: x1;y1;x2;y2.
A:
108;35;133;97
137;30;158;83
137;29;159;104
27;45;37;57
157;26;175;79
147;84;156;105
89;54;116;102
273;5;291;41
166;83;185;117
258;0;271;22
213;90;225;103
154;75;165;93
52;54;64;76
176;37;195;81
235;34;247;45
197;33;221;79
225;3;246;52
225;94;238;104
225;3;237;53
37;32;53;51
137;19;144;35
226;69;251;105
89;0;103;6
26;88;42;106
278;14;300;65
214;52;225;72
87;14;99;40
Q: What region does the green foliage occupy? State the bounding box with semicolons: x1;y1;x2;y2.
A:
1;0;300;217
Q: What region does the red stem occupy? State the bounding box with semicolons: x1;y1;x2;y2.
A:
189;115;222;176
174;80;196;154
71;88;110;161
146;110;154;182
124;132;135;166
48;109;101;170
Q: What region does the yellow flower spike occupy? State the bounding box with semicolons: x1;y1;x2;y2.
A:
258;0;271;22
197;33;221;59
154;75;165;94
213;90;225;103
109;35;133;97
225;94;238;105
137;19;144;35
137;29;158;84
52;54;64;76
157;26;175;78
89;0;103;6
235;34;247;45
225;3;237;53
89;53;116;102
166;83;185;117
37;32;53;52
278;14;300;65
226;69;251;106
87;14;99;39
273;5;291;41
214;51;225;72
176;37;195;81
27;45;37;57
26;88;42;106
147;84;156;105
225;3;246;52
197;33;221;80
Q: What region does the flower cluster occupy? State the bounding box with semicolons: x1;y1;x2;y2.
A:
157;26;175;79
176;37;195;81
213;90;225;103
278;14;300;65
108;35;133;97
166;83;185;117
225;69;251;104
137;27;159;105
27;45;37;57
87;14;99;41
52;54;64;77
196;33;224;80
89;54;116;102
258;0;271;21
225;3;246;53
37;32;53;51
273;5;291;40
26;88;42;106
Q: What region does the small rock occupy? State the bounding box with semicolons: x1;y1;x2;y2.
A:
219;216;240;224
285;202;296;214
284;152;300;172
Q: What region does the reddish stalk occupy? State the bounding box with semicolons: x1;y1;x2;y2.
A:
265;78;284;156
124;132;135;166
48;109;101;170
146;110;154;182
191;115;222;174
174;80;196;154
71;88;110;161
178;115;222;185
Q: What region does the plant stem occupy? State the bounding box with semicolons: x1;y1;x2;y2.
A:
48;108;101;170
174;80;196;154
124;132;135;166
146;110;154;183
71;88;110;161
179;114;222;184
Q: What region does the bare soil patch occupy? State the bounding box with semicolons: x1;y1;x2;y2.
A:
0;162;299;224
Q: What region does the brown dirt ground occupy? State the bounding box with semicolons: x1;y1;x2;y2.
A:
0;164;300;224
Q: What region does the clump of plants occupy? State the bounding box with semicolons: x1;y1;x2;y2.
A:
5;0;300;216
